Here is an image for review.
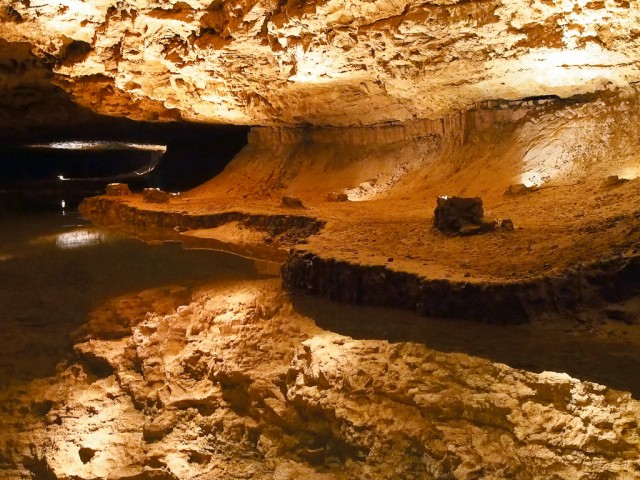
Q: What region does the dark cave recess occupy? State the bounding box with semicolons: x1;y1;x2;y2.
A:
0;118;249;208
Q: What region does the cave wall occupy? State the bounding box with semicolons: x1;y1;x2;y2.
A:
187;89;640;202
1;0;640;126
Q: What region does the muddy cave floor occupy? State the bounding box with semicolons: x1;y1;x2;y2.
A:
78;170;640;397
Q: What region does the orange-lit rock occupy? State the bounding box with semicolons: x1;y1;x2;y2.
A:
2;0;640;125
2;280;639;479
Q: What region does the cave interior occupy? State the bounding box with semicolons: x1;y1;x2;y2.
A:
1;1;640;479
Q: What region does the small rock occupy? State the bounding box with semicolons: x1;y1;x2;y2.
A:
105;183;130;196
78;447;96;464
504;183;538;196
602;175;629;188
497;218;515;231
143;188;170;203
603;307;637;325
327;192;349;202
434;196;496;235
281;195;305;209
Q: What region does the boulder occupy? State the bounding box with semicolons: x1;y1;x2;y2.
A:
143;188;170;203
504;183;538;196
602;175;629;188
105;183;130;196
327;192;349;202
434;196;496;235
281;195;305;209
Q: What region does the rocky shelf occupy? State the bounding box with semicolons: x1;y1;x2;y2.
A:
80;193;640;325
282;250;640;324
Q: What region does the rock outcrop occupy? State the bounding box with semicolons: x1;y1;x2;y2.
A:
143;187;171;203
433;196;491;235
2;279;639;479
2;0;640;125
106;183;131;196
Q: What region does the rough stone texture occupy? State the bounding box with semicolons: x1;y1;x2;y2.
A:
106;183;131;196
143;187;171;203
2;0;640;125
281;195;306;209
1;279;639;480
433;196;488;235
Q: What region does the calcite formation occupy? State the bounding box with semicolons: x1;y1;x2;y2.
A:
2;0;640;125
2;280;639;479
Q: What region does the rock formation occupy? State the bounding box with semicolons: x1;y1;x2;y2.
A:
2;279;639;479
2;0;640;125
433;196;490;235
3;1;640;478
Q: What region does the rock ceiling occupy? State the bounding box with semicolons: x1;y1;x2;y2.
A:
1;0;640;126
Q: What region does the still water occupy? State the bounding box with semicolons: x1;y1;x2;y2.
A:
0;210;271;387
0;210;639;398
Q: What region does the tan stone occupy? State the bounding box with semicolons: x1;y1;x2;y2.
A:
105;183;130;196
143;188;170;203
3;280;638;479
2;1;640;126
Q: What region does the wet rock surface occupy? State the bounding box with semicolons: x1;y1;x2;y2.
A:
80;196;324;245
282;249;640;323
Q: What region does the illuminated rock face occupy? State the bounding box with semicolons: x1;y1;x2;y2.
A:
3;280;639;479
2;0;640;125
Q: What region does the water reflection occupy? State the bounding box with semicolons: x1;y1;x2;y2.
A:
0;210;270;384
55;229;112;249
26;141;167;152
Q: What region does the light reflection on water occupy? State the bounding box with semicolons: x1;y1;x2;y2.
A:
26;141;167;152
55;230;112;250
0;209;274;384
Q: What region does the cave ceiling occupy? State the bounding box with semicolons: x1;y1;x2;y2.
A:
1;0;639;126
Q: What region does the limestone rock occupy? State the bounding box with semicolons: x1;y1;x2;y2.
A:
434;196;495;236
105;183;131;196
281;195;305;209
143;188;170;204
2;280;638;479
326;192;348;202
3;1;640;126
